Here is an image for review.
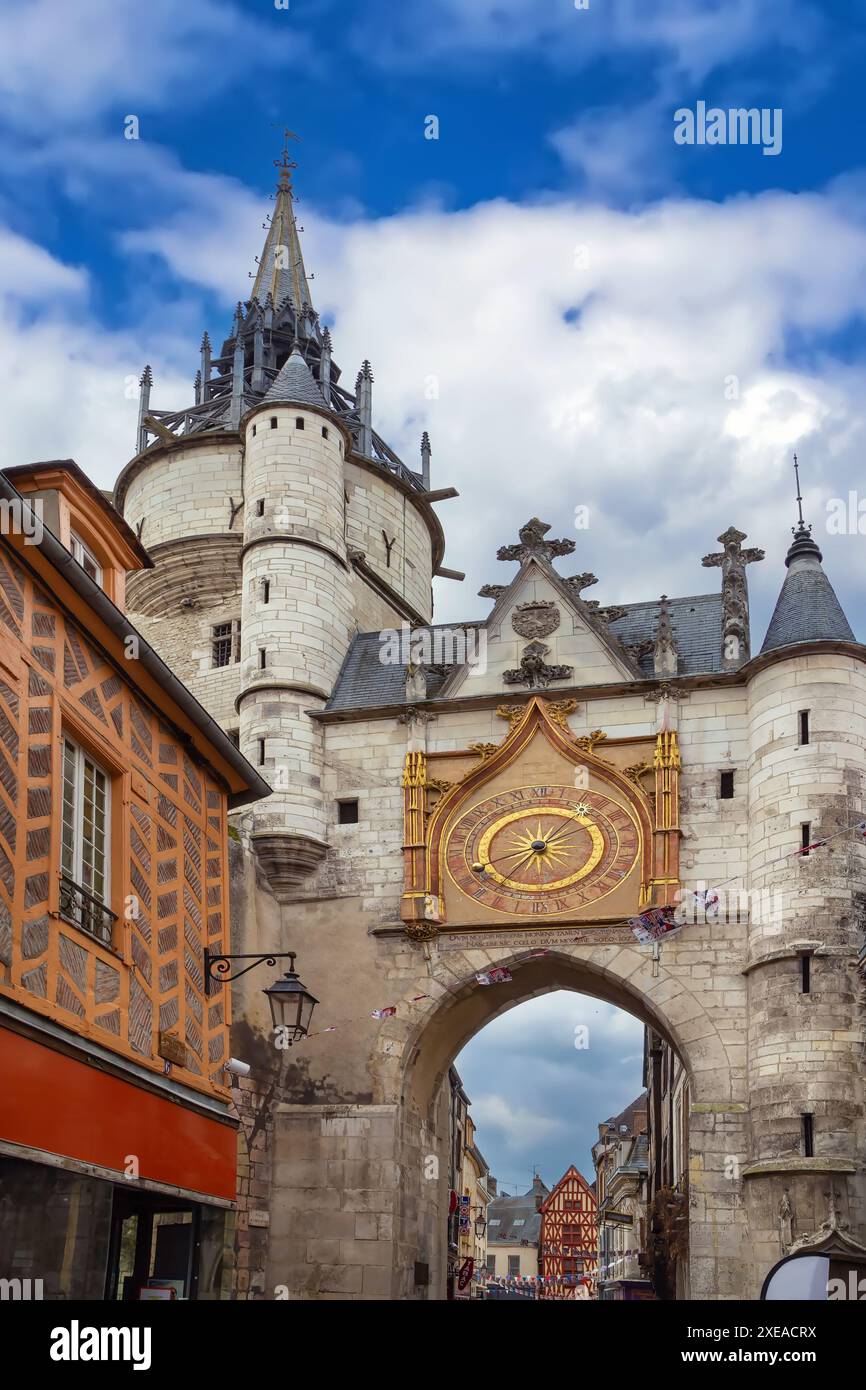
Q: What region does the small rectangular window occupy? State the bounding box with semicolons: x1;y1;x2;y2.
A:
70;532;102;588
270;417;278;429
801;822;812;856
322;426;329;439
258;738;266;765
801;953;811;994
256;498;265;517
802;1113;814;1157
259;648;267;670
251;424;257;437
720;770;735;799
338;799;359;824
296;416;305;430
799;710;810;745
212;622;238;669
262;579;270;604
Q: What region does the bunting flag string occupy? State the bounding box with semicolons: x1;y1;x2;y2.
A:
693;816;866;897
293;993;433;1046
631;816;866;946
475;967;513;986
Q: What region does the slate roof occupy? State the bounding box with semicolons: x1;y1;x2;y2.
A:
761;528;856;654
602;1090;648;1137
263;344;327;408
608;593;724;676
487;1178;548;1245
323;593;724;714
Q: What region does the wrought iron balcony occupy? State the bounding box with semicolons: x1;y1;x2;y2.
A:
59;875;117;947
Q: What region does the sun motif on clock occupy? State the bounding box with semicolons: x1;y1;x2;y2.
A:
444;784;640;917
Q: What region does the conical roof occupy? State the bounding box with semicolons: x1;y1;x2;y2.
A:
263;344;327;409
760;524;855;653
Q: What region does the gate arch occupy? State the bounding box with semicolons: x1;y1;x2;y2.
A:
358;938;751;1300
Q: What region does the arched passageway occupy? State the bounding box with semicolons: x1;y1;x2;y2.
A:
383;945;747;1300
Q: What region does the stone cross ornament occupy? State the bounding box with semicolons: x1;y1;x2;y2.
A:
701;526;765;666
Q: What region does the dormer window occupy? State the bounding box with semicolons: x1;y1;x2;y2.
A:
70;531;102;588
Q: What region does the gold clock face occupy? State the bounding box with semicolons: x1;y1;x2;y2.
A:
445;784;640;917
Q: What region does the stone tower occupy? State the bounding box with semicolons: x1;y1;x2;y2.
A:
114;147;456;901
742;507;865;1271
239;348;354;896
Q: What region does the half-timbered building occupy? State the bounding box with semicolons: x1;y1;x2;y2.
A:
539;1165;598;1299
0;461;268;1299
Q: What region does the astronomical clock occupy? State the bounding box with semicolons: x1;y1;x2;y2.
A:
400;696;680;939
445;784;640;918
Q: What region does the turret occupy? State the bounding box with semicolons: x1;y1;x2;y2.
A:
238;345;354;898
743;458;864;1250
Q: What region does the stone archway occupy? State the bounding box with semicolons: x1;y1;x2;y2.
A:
389;943;748;1301
268;935;753;1301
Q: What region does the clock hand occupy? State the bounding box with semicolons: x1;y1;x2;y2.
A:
473;847;538;874
544;814;589;850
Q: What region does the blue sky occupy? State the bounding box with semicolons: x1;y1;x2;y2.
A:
3;0;866;1185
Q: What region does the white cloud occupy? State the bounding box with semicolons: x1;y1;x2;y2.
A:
4;165;866;645
0;228;87;299
468;1093;568;1149
0;0;313;129
549;99;677;203
0;227;190;476
351;0;822;85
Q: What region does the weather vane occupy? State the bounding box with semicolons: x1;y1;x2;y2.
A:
273;125;300;187
792;451;809;535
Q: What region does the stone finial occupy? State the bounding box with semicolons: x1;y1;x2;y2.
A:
194;369;202;405
230;332;245;429
653;595;679;677
563;571;599;597
420;431;431;489
137;366;153;453
356;360;374;456
319;326;332;405
702;526;765;667
584;600;627;625
503;641;573;689
497;517;576;564
406;631;428;704
199;333;212;403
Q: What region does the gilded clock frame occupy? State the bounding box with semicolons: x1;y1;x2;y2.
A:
400;696;677;936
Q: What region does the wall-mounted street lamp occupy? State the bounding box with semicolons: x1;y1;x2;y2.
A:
204;949;318;1043
474;1212;487;1239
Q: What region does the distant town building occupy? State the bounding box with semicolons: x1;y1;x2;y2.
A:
539;1166;597;1299
593;1093;653;1300
644;1029;690;1299
447;1066;491;1298
485;1175;548;1289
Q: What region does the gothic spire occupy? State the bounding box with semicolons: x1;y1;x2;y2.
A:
250;129;313;313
